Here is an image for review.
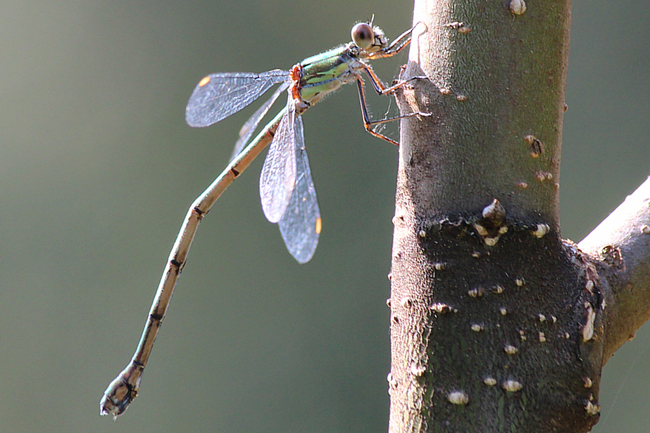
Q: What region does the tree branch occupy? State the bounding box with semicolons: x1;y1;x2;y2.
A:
386;0;613;431
578;177;650;362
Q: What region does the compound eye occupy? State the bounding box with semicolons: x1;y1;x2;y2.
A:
351;23;374;49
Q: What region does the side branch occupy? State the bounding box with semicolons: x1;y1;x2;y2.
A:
578;176;650;362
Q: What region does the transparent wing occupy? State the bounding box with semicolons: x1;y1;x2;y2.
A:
259;99;297;223
229;81;290;162
185;69;290;127
278;116;321;264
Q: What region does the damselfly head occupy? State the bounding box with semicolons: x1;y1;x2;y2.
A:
351;22;388;53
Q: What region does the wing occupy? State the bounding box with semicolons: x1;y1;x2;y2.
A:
229;81;290;162
185;69;290;127
278;116;321;264
259;99;297;223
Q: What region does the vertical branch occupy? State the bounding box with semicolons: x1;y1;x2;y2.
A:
387;1;603;432
399;0;570;224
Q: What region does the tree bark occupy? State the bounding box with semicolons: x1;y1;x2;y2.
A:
385;0;642;431
578;177;650;363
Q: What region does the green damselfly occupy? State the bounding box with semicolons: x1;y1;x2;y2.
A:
100;20;427;419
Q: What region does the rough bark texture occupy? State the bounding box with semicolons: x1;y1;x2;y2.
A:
387;0;608;431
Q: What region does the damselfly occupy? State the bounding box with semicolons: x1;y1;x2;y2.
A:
100;20;426;419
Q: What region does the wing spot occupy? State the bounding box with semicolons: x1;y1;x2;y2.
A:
315;217;322;234
198;76;211;87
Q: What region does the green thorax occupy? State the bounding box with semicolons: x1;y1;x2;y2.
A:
297;43;363;104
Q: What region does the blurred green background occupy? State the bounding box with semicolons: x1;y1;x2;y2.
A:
0;0;648;432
